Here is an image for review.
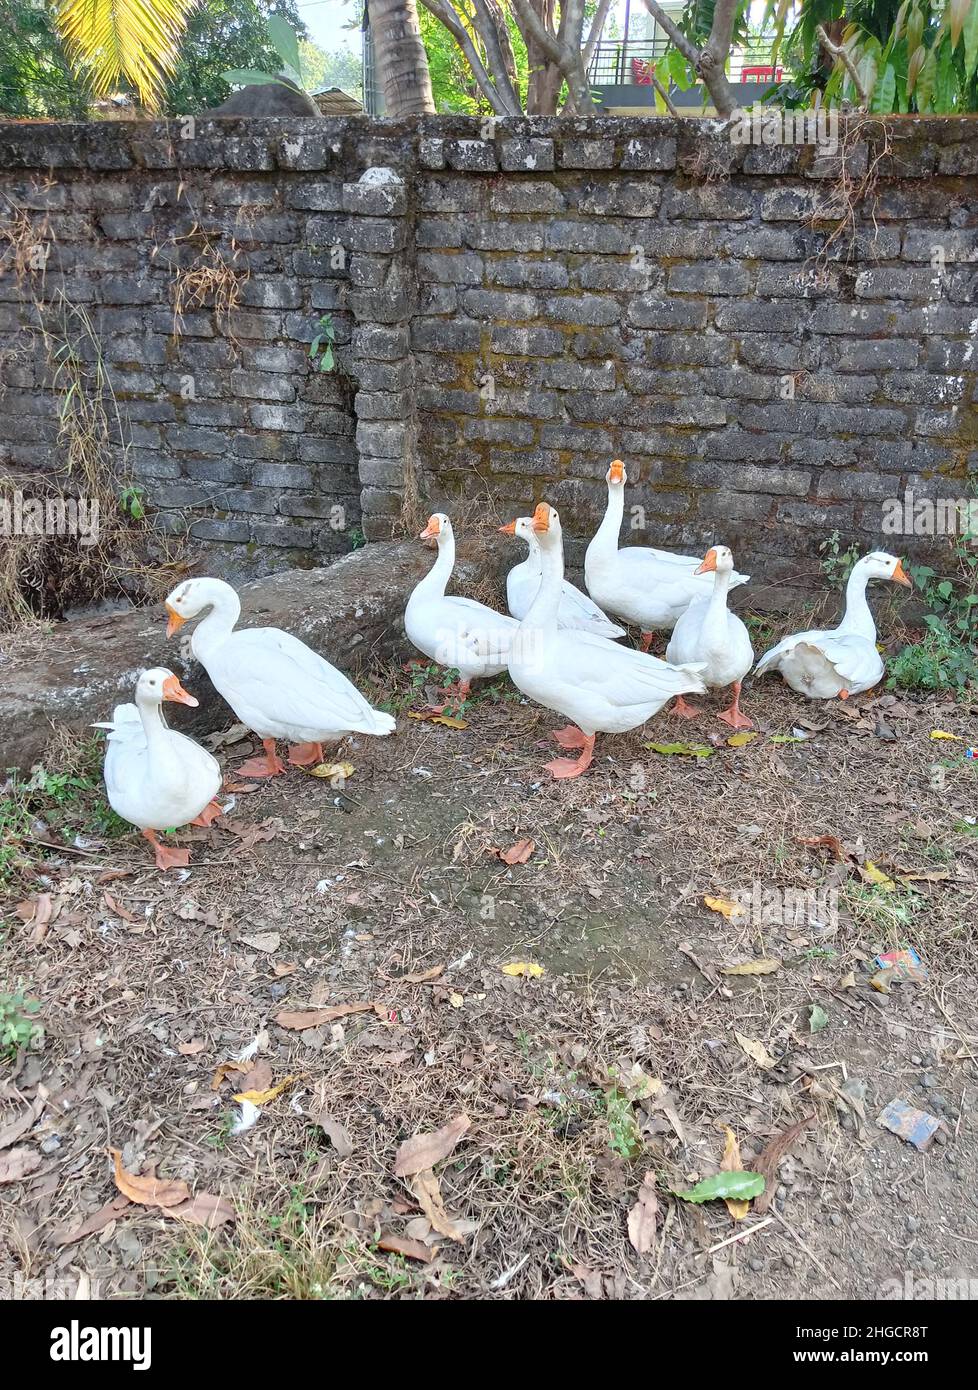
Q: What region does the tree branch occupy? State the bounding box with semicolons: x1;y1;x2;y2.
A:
470;0;522;111
817;23;868;109
639;0;700;68
650;67;680;116
420;0;521;113
583;0;613;69
641;0;738;118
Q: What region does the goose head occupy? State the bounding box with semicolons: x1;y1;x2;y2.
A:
420;512;452;549
136;667;198;707
530;502;562;548
605;459;627;490
855;551;912;587
499;516;536;550
695;544;737;576
165;576;234;637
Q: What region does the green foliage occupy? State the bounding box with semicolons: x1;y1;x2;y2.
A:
888;517;978;693
0;0;89;117
762;0;978;112
677;1171;765;1204
0;988;42;1062
164;0;306;114
309;314;336;373
119;483;146;520
819;529;861;590
0;737;127;885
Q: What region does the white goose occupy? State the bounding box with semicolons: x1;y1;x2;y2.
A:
164;577;395;778
506;504;707;779
404;513;517;707
585;460;749;646
98;667;222;870
754;551;911;699
666;545;755;729
500;519;624;639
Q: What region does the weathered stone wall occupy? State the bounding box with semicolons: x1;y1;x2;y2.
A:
1;115;976;592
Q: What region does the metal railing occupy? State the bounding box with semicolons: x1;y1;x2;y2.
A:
586;38;784;87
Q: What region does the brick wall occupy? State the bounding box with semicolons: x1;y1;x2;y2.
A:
1;115;976;592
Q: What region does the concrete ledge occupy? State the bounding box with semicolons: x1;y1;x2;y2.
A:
1;540;493;773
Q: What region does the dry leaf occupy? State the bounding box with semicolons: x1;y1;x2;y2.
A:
274;1002;381;1029
929;729;961;741
734;1032;776;1069
233;1075;298;1106
407;711;468;729
722;958;781;976
308;761;355;780
409;1168;476;1242
0;1099;43;1151
704;895;745;919
177;1039;207;1056
170;1192;236;1229
627;1171;658;1255
383;963;444;985
0;1146;41;1183
754;1113;814;1216
54;1195;132;1245
719;1125;748;1221
501;962;544;978
108;1149;190;1210
310;1112;354;1157
394;1113;471;1178
239;931;281;953
795;834;847;861
726;731;758;747
103;892;140;924
211;1060;249;1091
377;1231;433;1262
497;839;535;865
859;861;896;890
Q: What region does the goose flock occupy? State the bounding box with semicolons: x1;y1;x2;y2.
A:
99;460;911;868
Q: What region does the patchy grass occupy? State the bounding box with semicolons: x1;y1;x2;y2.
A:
1;675;977;1301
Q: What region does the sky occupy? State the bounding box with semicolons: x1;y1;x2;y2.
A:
297;0;362;54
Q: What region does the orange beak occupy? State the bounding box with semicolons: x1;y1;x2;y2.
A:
498;520;517;535
531;502;551;533
165;604;186;639
695;548;718;576
162;674;198;707
420;516;441;540
608;459;625;484
892;559;912;588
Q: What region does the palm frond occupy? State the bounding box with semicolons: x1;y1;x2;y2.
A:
56;0;197;110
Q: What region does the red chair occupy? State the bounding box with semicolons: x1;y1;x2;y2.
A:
741;64;783;83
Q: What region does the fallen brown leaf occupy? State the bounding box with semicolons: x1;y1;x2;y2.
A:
103;892;141;924
719;1125;748;1221
0;1146;41;1183
0;1098;43;1151
211;1060;249;1091
382;963;445;985
177;1039;208;1056
393;1113;471;1178
754;1112;815;1216
54;1195;132;1246
627;1171;658;1255
274;1002;382;1030
377;1232;433;1262
495;839;536;866
108;1148;190;1210
409;1168;477;1241
309;1112;354;1157
170;1192;236;1229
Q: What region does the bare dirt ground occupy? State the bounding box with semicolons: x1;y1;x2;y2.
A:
2;664;977;1301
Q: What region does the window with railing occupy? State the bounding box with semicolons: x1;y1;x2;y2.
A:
586;36;784;87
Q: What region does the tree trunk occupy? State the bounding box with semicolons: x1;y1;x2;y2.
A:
371;0;436;115
525;0;562;115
